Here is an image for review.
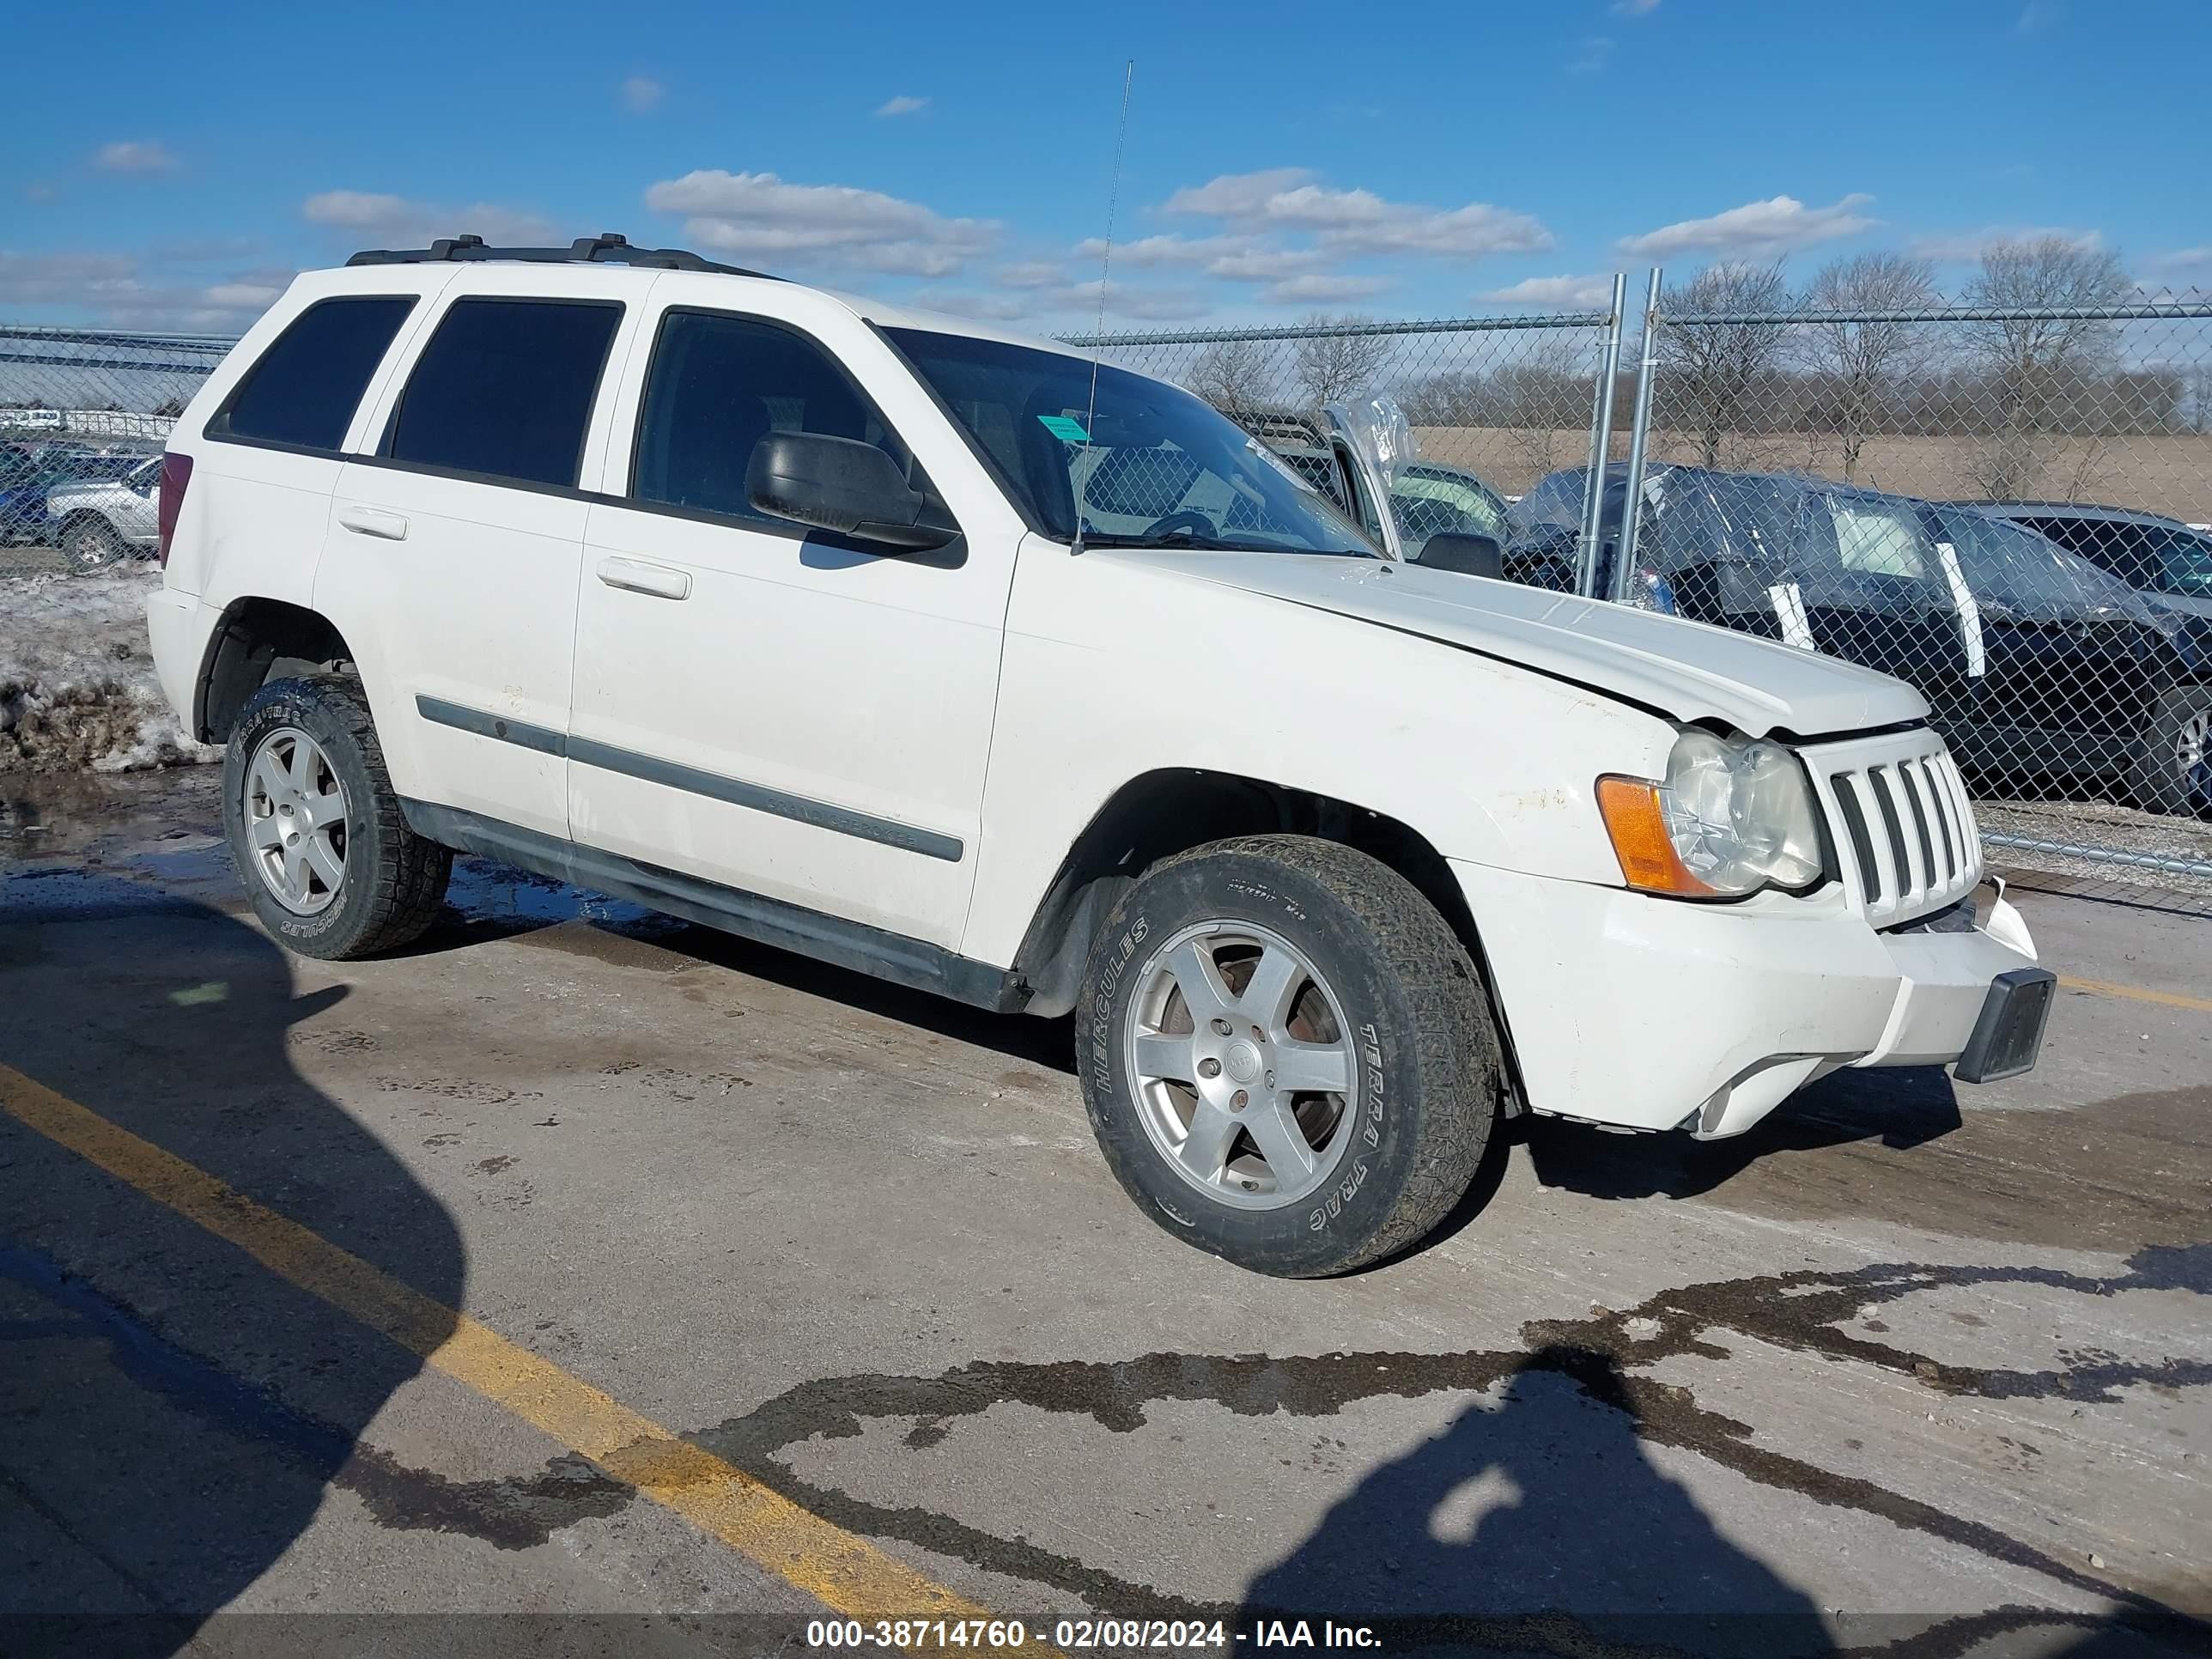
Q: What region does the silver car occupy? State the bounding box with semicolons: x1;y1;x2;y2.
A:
45;454;161;570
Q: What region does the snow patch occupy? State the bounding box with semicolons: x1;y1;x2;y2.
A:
0;567;218;773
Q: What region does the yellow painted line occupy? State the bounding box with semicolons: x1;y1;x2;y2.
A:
2059;975;2212;1015
0;1063;1037;1645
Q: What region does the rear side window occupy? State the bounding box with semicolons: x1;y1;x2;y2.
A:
210;295;416;451
386;298;622;489
630;308;912;526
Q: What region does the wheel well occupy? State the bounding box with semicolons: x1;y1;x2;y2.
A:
1011;769;1527;1114
196;599;356;743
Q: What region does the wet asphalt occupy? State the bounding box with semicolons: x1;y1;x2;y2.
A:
1;766;2206;1658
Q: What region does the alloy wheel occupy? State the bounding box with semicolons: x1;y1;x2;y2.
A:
1123;922;1359;1211
243;726;349;915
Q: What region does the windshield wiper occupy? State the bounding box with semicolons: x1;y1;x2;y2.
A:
1077;529;1314;554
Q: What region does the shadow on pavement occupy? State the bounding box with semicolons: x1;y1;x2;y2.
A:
1521;1065;1962;1203
1237;1346;1836;1657
0;875;465;1657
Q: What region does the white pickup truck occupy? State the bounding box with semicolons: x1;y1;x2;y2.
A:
143;234;2053;1276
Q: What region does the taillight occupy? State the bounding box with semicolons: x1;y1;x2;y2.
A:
156;451;192;568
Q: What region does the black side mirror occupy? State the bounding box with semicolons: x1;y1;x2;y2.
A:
745;431;954;552
1414;531;1504;580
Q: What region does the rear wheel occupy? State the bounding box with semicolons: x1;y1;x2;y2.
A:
2131;688;2212;817
60;515;127;572
223;676;453;958
1076;835;1498;1277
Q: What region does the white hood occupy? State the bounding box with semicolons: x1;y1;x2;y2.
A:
1125;552;1932;739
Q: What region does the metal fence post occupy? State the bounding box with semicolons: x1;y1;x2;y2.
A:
1575;273;1627;598
1610;267;1665;604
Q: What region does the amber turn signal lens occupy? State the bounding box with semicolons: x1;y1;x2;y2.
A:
1595;775;1717;898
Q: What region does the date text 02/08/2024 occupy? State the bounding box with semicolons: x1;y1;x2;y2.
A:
804;1618;1382;1649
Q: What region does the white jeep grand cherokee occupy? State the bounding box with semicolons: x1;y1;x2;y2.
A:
144;234;2054;1277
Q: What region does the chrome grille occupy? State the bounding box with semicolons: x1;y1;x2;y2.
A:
1806;734;1982;924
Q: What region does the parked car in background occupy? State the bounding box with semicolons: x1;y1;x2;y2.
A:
0;442;143;546
1969;502;2212;637
44;453;163;569
1269;436;1510;562
1507;464;2209;814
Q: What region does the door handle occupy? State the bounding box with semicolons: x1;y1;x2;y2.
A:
596;556;691;600
337;505;410;541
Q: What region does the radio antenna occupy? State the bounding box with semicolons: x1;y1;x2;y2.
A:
1072;58;1133;556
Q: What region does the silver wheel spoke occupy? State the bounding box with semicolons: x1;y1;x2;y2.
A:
1273;1039;1352;1096
249;751;289;805
300;787;345;830
1237;944;1303;1030
1164;939;1234;1025
248;813;285;850
287;738;317;793
283;839;312;898
1133;1030;1196;1084
1175;1102;1243;1182
1243;1098;1317;1183
302;836;345;893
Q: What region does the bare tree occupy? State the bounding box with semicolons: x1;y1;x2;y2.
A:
1960;236;2133;497
1184;336;1282;421
1487;341;1589;488
1797;252;1939;483
1653;261;1791;468
1291;314;1396;409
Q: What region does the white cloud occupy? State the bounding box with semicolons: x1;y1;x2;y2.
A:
1480;273;1617;307
1616;193;1877;258
2148;246;2212;274
1909;225;2103;262
24;182;58;204
92;141;178;174
645;168;996;277
996;260;1067;289
1164;167;1552;259
303;190;556;247
1257;273;1395;307
2015;1;2060;33
1567;34;1615;73
908;287;1030;321
875;95;930;118
619;76;665;113
0;249;287;328
1611;0;1660;13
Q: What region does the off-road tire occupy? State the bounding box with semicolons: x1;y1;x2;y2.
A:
1075;834;1498;1277
2130;687;2212;817
223;676;452;958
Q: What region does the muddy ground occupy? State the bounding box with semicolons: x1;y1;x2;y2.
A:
1;767;2207;1658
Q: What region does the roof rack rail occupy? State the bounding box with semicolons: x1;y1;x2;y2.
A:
343;232;776;280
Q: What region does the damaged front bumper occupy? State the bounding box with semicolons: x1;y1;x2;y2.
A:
1454;860;2048;1140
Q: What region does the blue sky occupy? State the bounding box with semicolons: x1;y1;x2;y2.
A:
5;0;2208;333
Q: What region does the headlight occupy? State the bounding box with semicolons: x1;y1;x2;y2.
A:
1597;729;1826;899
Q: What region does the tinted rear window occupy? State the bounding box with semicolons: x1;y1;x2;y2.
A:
386;298;622;489
211;295;416;450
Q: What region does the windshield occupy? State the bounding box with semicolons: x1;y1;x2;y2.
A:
884;328;1374;556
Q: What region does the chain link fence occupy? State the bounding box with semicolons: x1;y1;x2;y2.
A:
1579;279;2212;913
5;288;2209;911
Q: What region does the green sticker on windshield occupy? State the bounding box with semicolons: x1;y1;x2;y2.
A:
1037;414;1090;442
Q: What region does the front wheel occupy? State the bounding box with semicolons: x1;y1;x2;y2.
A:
1076;835;1499;1277
222;676;453;958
